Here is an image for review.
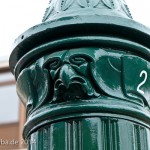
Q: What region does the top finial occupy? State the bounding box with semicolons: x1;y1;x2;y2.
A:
42;0;132;22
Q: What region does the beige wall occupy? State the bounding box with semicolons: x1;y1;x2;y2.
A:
0;103;27;149
0;123;19;149
0;66;27;149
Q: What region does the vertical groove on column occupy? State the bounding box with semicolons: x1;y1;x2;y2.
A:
67;120;81;150
30;132;37;150
102;118;120;150
67;122;71;150
102;118;107;150
72;121;78;150
36;131;40;149
134;125;148;150
147;128;150;150
78;121;82;150
49;124;53;150
47;126;51;150
112;120;120;150
42;128;49;150
134;125;141;150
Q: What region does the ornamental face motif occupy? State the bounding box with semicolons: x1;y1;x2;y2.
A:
43;49;100;103
16;48;150;115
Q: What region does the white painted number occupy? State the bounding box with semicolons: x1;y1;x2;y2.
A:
137;70;147;95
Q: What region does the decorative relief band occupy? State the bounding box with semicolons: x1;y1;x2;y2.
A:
16;48;150;116
43;0;132;22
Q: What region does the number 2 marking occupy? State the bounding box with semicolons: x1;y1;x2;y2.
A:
137;70;147;95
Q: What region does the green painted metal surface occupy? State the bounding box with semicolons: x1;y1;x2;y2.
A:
27;117;150;150
9;0;150;149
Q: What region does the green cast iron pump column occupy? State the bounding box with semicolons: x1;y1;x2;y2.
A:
9;0;150;149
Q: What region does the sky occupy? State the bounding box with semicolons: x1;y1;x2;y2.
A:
0;0;49;60
0;0;150;60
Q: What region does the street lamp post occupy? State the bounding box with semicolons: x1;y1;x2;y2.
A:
9;0;150;149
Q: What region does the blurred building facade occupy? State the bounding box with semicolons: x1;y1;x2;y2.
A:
0;57;26;149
